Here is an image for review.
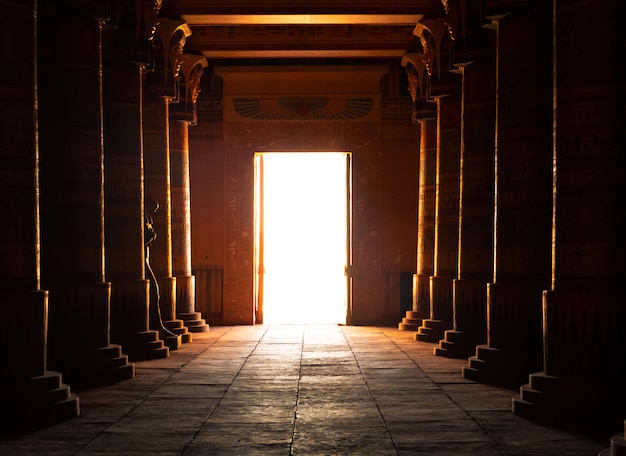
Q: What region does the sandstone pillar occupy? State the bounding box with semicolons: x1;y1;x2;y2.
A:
102;0;169;360
0;0;79;432
513;0;626;431
37;3;134;385
435;19;496;358
409;18;462;344
169;55;209;333
462;6;553;387
143;18;192;349
398;54;436;331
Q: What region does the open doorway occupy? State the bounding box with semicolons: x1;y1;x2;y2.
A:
254;152;351;325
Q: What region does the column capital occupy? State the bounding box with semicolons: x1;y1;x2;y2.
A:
401;52;436;122
412;16;454;79
170;54;208;124
107;0;163;66
145;17;192;99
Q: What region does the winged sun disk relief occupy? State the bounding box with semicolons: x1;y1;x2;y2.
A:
233;98;373;120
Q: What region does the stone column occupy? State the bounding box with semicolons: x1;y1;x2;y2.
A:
37;3;134;385
435;20;496;359
412;118;437;322
410;18;463;344
415;90;462;343
0;0;79;432
398;53;436;331
462;6;553;387
143;18;192;349
169;55;210;333
102;0;169;361
513;0;626;431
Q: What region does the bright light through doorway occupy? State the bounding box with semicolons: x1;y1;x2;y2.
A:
254;152;349;325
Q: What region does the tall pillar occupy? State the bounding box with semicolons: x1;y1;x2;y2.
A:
415;89;461;343
463;5;553;387
435;11;497;359
514;0;626;432
169;53;209;333
413;16;462;343
103;0;169;361
0;0;79;432
398;53;436;331
143;18;192;349
37;3;134;385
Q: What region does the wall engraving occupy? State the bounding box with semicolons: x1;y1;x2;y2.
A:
233;98;374;121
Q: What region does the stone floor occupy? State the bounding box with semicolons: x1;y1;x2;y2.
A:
0;325;611;455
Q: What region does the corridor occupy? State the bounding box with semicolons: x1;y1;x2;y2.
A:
0;325;607;455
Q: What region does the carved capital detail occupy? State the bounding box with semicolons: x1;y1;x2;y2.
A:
401;53;429;102
402;53;437;123
171;54;209;124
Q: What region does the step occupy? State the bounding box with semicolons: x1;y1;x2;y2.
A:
162;334;182;351
398;322;420;331
23;371;63;393
527;372;561;392
414;331;441;343
609;433;626;456
95;344;123;360
461;365;483;382
466;356;488;371
475;344;505;363
112;363;136;382
442;330;468;343
421;319;449;331
518;384;544;403
164;319;185;330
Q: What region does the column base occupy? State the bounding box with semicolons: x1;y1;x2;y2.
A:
64;344;135;386
163;319;192;344
124;330;170;362
598;421;626;456
462;344;523;388
47;282;135;385
461;282;543;387
513;373;626;437
414;276;453;342
178;311;210;332
434;279;488;359
398;310;428;331
434;329;482;359
0;371;79;437
160;332;183;351
414;319;449;343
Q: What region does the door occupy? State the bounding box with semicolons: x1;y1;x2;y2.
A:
253;151;351;324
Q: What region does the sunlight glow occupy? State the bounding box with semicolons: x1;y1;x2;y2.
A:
256;152;348;325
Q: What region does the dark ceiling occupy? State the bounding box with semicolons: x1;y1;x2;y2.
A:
161;1;446;61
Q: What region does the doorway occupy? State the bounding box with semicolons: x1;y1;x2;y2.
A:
254;152;351;325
